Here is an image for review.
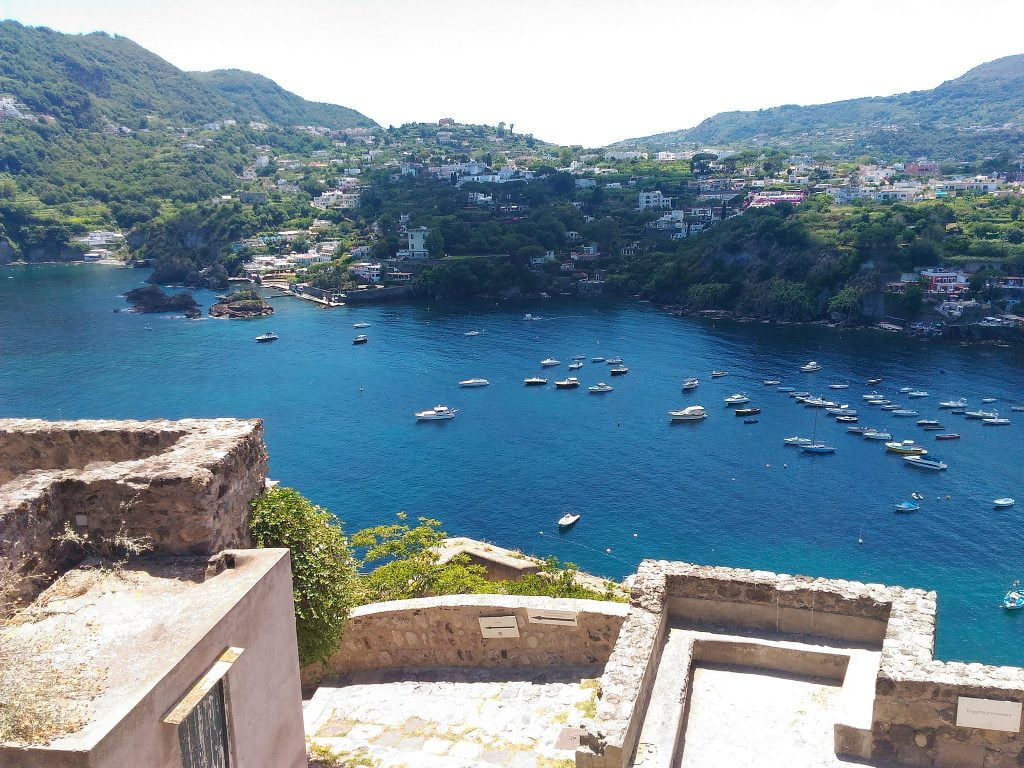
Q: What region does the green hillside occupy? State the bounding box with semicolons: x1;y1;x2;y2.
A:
626;55;1024;160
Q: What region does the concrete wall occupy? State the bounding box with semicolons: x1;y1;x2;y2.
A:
0;419;268;611
313;594;628;680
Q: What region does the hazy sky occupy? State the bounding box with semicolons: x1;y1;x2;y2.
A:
5;0;1024;146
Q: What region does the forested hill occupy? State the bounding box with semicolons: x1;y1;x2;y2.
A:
0;20;375;129
623;55;1024;160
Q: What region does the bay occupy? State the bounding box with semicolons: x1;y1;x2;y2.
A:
2;263;1023;665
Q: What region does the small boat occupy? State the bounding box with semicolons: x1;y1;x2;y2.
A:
994;498;1016;509
724;393;750;405
669;405;706;422
609;366;629;376
826;406;856;415
1012;406;1024;412
555;377;580;389
829;383;849;390
763;379;781;386
523;377;547;386
589;382;614;393
353;335;368;345
881;404;899;411
734;407;761;416
920;423;945;431
416;404;457;421
866;378;882;385
983;417;1011;426
790;391;811;399
254;332;278;343
836;415;858;423
898;387;913;394
557;513;580;529
911;492;925;500
847;425;873;434
800;361;822;372
981;397;998;404
743;418;759;424
894;501;921;513
891;409;918;417
523;313;542;321
951;408;967;415
591;356;606;363
801;443;835;454
783;436;812;446
863;430;892;440
863;393;884;401
540;358;560;367
605;358;624;365
568;361;583;370
464;330;481;336
886;440;927;455
907;391;929;398
572;355;586;361
916;419;941;428
459;378;490;387
902;455;947;470
1003;584;1024;610
682;378;700;391
777;386;796;393
353;322;370;328
711;370;728;378
939;399;967;409
965;410;997;419
935;433;960;440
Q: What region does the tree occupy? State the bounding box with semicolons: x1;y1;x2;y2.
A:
249;488;358;667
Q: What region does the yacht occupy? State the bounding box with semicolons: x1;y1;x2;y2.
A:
965;410;998;419
863;430;892;440
568;361;583;370
540;358;561;367
783;436;812;446
886;440;927;455
415;405;457;421
983;417;1011;425
670;405;707;422
763;379;781;386
557;512;581;529
353;335;368;345
352;322;370;329
254;332;278;343
609;366;629;376
907;391;929;398
939;399;967;409
459;378;490;387
682;378;700;391
800;361;822;372
523;377;547;386
828;383;850;390
555;377;580;389
723;393;750;405
711;370;728;378
903;455;947;471
589;382;614;393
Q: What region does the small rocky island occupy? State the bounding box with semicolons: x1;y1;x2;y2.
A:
209;288;274;319
123;285;200;317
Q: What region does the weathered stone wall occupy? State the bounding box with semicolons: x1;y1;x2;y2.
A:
0;418;268;611
311;594;628;681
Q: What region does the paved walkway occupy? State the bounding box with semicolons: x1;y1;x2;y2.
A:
305;666;601;768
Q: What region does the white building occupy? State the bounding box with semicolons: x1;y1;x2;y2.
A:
291;252;332;268
396;227;430;259
351;262;382;282
638;191;673;210
312;190;360;210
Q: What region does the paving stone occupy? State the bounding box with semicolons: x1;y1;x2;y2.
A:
479;749;513;765
423;737;453;755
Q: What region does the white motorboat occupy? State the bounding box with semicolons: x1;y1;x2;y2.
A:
554;377;580;389
783;436;813;446
591;357;606;363
572;355;586;360
836;415;858;423
828;383;849;390
523;313;542;321
254;332;278;343
459;378;490;387
724;393;750;405
589;382;614;393
863;392;884;401
763;379;781;385
983;417;1011;425
682;378;700;391
903;455;947;471
790;391;810;398
777;386;796;392
847;425;873;434
863;430;892;440
965;410;997;419
352;322;370;328
609;366;629;376
670;405;707;422
981;397;998;404
558;512;581;529
891;409;918;417
886;440;927;455
1011;406;1024;413
711;370;728;378
540;358;561;367
606;358;624;365
464;330;481;336
800;361;822;372
907;391;929;398
939;399;967;408
994;498;1016;509
568;361;583;370
416;405;457;421
353;334;368;345
826;406;856;416
898;387;913;393
523;377;547;386
881;404;900;411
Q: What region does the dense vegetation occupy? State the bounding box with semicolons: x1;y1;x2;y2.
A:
250;489;620;667
628;55;1024;160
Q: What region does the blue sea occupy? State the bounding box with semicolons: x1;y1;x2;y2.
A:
2;263;1024;665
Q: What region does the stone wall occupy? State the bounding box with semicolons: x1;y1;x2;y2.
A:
311;594;628;680
0;418;268;611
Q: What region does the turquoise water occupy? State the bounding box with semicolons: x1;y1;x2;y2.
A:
3;263;1024;665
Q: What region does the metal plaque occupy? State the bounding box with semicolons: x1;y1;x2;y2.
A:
527;608;578;627
478;615;520;638
956;696;1022;732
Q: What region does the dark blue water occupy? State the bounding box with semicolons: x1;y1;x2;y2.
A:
2;264;1024;664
